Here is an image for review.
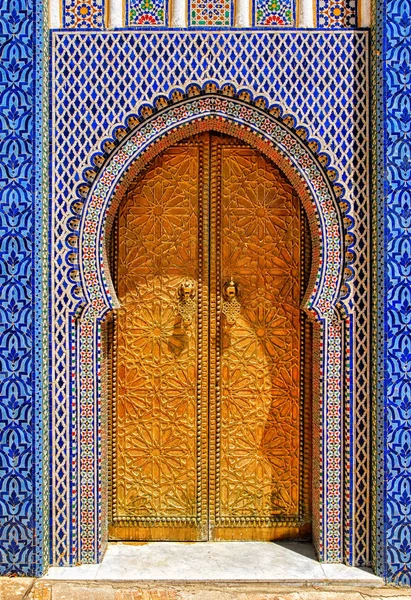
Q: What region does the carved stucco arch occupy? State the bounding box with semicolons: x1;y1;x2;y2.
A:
68;90;353;566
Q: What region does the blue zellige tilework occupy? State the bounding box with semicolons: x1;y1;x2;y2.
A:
375;0;411;585
0;0;47;576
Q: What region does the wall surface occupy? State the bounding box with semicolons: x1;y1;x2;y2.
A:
0;0;409;583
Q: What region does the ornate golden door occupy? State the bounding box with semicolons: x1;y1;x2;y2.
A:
108;133;312;542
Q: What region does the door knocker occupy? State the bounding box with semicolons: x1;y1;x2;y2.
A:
176;279;196;327
221;278;241;325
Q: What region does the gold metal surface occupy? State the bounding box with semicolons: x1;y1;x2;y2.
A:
221;279;241;325
177;279;197;327
109;140;210;541
208;136;311;540
109;133;311;542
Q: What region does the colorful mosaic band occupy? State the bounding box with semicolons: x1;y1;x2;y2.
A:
62;0;106;27
255;0;295;26
317;0;357;27
189;0;233;26
127;0;168;25
54;0;363;29
58;0;357;28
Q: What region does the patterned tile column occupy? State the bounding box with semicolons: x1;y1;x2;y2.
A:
0;0;48;576
372;0;411;585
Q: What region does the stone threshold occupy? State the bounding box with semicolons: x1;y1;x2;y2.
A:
43;542;383;585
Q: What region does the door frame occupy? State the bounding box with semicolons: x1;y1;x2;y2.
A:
51;86;369;567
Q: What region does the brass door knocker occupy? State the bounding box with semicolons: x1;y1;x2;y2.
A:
221;278;241;325
176;279;196;327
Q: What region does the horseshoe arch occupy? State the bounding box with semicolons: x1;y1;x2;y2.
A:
65;87;350;565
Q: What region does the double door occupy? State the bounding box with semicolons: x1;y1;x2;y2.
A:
108;132;311;541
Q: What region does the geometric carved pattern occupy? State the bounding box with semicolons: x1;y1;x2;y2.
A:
110;132;310;541
51;33;369;566
110;144;208;539
210;140;310;537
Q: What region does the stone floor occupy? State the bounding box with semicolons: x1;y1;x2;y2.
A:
2;543;410;600
2;580;411;600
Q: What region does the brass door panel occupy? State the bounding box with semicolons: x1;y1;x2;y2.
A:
208;136;311;540
109;133;311;541
109;140;210;541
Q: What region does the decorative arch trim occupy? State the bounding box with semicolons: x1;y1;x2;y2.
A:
55;85;364;567
72;90;347;322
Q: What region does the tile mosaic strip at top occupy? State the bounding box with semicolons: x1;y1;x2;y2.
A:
190;0;233;25
255;0;294;25
317;0;356;28
62;0;105;28
127;0;168;25
59;0;356;28
51;30;369;565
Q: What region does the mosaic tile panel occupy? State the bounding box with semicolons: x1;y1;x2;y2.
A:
37;0;51;575
317;0;356;27
190;0;233;25
373;0;411;585
62;0;105;28
0;0;47;576
51;30;369;567
255;0;294;26
371;0;386;577
127;0;167;25
343;64;371;565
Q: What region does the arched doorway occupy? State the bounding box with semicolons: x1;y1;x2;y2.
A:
107;132;312;542
59;90;354;566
